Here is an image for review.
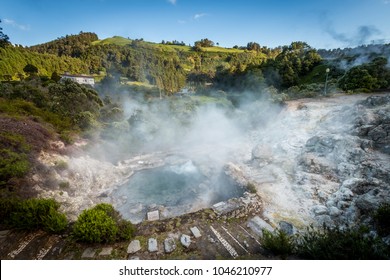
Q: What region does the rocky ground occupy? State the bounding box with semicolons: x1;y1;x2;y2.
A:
1;93;389;259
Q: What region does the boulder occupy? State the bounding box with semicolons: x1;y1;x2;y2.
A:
278;221;296;235
312;205;328;216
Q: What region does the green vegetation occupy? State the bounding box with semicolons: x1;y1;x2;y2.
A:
0;197;67;233
0;19;10;48
72;203;135;243
0;131;30;186
261;229;295;258
262;204;390;260
374;203;390;236
339;57;390;92
92;36;132;46
295;226;389;259
0;46;88;80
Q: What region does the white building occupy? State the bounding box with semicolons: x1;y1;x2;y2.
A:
60;74;95;86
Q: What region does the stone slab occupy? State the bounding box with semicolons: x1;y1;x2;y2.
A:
190;226;202;238
164;237;176;253
148;238;158;252
81;248;96;259
247;216;274;237
180;234;191;248
147;210;160;221
127;240;141;254
99;247;113;256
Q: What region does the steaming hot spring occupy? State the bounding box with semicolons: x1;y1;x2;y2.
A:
37;94;390;229
111;159;244;222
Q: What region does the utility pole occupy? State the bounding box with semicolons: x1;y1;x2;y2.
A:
324;68;330;96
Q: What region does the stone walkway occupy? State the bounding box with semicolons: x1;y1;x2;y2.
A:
0;216;272;260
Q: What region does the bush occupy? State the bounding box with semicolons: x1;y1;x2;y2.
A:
261;229;295;258
374;203;390;236
246;182;257;194
0;198;67;233
295;226;390;259
72;203;134;243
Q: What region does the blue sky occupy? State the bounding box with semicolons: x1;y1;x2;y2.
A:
1;0;390;49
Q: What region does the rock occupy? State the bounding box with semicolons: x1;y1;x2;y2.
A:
278;221;295;235
328;206;341;217
164;237;176;253
305;136;336;155
128;256;140;260
0;230;10;238
190;226;202;238
127;240;141;254
81;248;96;258
99;247;113;256
148;238;158;253
355;193;382;211
180;234;191;248
316;215;335;227
147;210;160;221
251;144;273;161
247;216;274;237
312;205;328;216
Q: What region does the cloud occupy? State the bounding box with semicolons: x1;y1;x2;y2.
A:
178;20;186;24
326;25;382;46
3;18;30;31
320;13;382;46
193;13;207;20
168;0;177;4
383;0;390;4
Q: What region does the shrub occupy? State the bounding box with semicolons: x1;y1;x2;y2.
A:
246;182;257;194
374;203;390;236
72;203;134;243
295;226;390;259
0;198;67;233
261;229;295;258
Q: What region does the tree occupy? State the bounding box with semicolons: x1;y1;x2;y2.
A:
0;19;10;48
194;38;214;48
50;71;61;82
23;64;39;76
247;42;261;51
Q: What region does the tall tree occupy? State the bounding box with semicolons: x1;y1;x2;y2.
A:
0;19;10;48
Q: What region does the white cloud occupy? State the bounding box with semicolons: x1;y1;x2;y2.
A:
168;0;177;4
3;18;30;31
178;20;186;24
194;13;207;20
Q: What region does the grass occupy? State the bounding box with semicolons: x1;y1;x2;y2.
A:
0;98;73;132
201;46;245;53
92;36;132;46
92;36;246;54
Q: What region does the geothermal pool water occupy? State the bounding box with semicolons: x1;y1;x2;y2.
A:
112;161;244;222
